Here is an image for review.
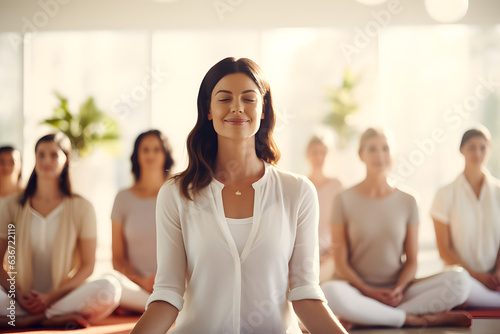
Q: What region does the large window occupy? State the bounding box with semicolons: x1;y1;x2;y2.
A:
1;26;498;275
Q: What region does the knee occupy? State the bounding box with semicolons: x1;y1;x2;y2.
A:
90;276;122;308
321;281;353;314
441;267;471;305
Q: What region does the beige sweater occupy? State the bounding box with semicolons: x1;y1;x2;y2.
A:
0;194;96;292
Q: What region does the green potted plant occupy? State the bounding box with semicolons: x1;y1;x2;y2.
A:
323;68;361;148
41;93;121;158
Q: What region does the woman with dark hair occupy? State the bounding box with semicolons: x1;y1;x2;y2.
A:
0;146;22;201
131;57;347;334
0;133;121;329
322;128;473;329
111;129;173;313
431;126;500;308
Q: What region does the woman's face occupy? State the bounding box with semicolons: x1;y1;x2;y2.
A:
359;135;392;172
307;142;328;170
460;135;489;167
34;141;67;179
0;150;21;179
208;73;264;141
138;134;166;172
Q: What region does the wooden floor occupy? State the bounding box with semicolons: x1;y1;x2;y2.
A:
0;316;139;334
1;315;498;333
350;319;500;334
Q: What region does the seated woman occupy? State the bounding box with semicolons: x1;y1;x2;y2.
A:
322;127;473;329
431;126;500;308
0;146;22;202
131;57;347;334
111;129;174;313
306;135;342;283
0;133;121;329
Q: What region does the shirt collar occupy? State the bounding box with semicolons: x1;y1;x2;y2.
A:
211;160;270;191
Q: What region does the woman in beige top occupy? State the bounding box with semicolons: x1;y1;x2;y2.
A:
306;135;342;283
0;133;120;329
111;129;174;313
322;128;473;329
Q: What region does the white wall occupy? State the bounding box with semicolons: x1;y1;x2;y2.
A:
1;0;499;33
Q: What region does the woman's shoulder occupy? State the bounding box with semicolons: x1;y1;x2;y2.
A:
270;165;314;192
1;193;23;213
393;186;419;202
157;178;183;200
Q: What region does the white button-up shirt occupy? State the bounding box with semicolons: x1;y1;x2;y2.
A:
431;170;500;273
148;162;326;334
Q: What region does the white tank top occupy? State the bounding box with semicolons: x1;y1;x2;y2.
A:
225;217;253;256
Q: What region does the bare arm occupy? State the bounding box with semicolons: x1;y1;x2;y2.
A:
394;224;418;292
293;299;348;334
112;220;154;292
130;300;178;334
331;224;370;293
433;219;474;272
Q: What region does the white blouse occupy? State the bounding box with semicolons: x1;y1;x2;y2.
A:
148;162;326;334
430;170;500;273
30;203;63;293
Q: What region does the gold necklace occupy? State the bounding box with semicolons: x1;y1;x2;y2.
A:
235;190;242;196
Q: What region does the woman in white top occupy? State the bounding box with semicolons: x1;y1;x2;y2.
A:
0;146;22;202
306;135;342;283
111;129;173;313
322;128;473;329
431;126;500;307
0;133;120;329
131;57;347;334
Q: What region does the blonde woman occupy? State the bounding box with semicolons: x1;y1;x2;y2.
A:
322;128;473;328
432;127;500;308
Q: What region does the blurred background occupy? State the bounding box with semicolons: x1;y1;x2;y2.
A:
1;0;499;276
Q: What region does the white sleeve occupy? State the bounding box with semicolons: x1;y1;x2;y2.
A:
288;178;326;302
146;182;186;311
430;186;451;224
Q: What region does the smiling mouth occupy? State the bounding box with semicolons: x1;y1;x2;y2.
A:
225;119;249;125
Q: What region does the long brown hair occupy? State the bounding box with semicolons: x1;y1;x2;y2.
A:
20;133;73;206
130;129;174;181
174;57;281;200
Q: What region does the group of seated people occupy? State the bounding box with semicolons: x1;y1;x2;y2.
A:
307;126;500;329
0;124;498;330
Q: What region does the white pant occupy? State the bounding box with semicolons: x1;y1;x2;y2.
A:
321;268;471;328
0;276;121;324
466;275;500;308
111;271;151;312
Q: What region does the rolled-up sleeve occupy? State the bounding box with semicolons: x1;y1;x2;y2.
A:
146;181;186;311
288;178;326;302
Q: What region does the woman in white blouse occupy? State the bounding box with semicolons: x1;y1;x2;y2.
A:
131;57;347;334
431;126;500;307
322;128;473;329
111;129;173;313
0;133;120;328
